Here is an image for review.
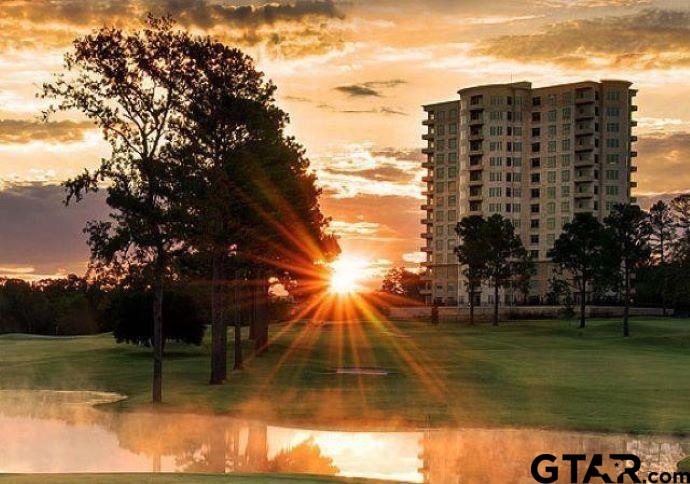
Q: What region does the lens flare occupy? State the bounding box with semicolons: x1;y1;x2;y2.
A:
328;255;366;294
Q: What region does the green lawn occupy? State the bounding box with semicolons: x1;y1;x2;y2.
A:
1;317;689;433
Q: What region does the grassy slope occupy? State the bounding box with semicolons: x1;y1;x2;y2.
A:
0;474;386;484
1;318;689;433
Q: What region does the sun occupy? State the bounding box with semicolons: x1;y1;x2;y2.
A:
328;255;366;294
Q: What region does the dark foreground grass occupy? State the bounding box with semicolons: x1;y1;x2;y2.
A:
0;473;387;483
1;317;689;433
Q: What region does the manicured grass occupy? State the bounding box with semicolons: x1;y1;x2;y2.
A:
1;317;690;433
0;473;385;483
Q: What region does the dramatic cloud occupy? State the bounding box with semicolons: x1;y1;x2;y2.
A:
635;131;690;195
0;119;93;144
476;9;690;69
334;79;406;97
0;0;347;58
0;182;108;277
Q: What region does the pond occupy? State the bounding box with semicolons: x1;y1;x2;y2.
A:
0;390;688;482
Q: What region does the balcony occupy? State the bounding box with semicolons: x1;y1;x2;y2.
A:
631;105;638;112
631;151;638;157
575;105;596;120
630;165;638;172
575;89;595;104
631;120;638;127
422;175;433;183
469;114;484;126
421;147;434;155
421;218;433;225
574;202;593;213
420;204;433;211
630;135;638;142
421;260;433;268
421;190;433;197
421;161;432;169
422;133;434;141
421;232;432;239
575;123;595;136
468;178;483;186
575;139;595;152
630;181;638;188
574;172;594;182
574;190;593;199
575;154;595;166
630;196;638;203
421;246;432;253
422;117;435;126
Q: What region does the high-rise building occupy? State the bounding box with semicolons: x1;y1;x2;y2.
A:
420;80;637;306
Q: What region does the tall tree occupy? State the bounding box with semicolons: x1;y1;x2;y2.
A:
671;194;690;232
511;249;536;305
174;36;338;374
648;200;675;316
454;215;487;325
43;17;195;402
547;213;607;329
480;214;527;326
381;265;424;301
605;204;652;337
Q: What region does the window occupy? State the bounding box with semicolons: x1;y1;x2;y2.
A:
531;188;540;199
531;250;539;259
605;169;619;180
532;112;541;123
606;185;619;196
547;218;556;230
448;167;458;179
548;125;557;137
436;140;445;150
532;96;541;107
548;110;557;122
490;172;503;182
530;234;539;245
606;90;621;101
435;153;444;163
436;211;444;221
562;107;571;119
606;123;620;133
561;185;570;196
547;171;557;183
548;141;557;152
449;108;458;119
531;204;540;214
489;126;503;136
547;186;556;198
561;170;570;182
448;210;457;221
435;167;445;179
531;173;540;183
512;157;522;167
436;182;445;193
490;156;503;167
448;152;458;163
606;138;620;148
561;201;570;212
449;123;458;134
546;156;556;168
547;234;555;245
490;141;503;151
435;225;444;236
448;195;457;205
513;203;522;213
513;142;523;152
531;158;541;168
562;124;571;136
532;142;540;152
606;153;620;164
561;154;571;166
561;139;571;150
436;125;445;136
489;187;502;197
547;202;556;214
531;219;540;229
448;138;457;149
490;111;503;121
606;107;620;117
532;127;541;137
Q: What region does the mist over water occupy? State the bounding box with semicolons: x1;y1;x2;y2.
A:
0;390;688;483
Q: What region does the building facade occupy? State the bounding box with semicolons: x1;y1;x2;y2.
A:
420;80;637;306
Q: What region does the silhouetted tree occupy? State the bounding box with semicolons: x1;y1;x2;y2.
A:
455;215;486;325
548;213;607;328
649;200;675;316
381;265;424;301
43;17;197;403
511;250;536;305
480;214;527;325
604;204;652;337
671;194;690;232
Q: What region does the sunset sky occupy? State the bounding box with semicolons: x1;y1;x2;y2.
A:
1;0;690;286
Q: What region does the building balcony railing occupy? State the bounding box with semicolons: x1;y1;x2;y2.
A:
422;133;434;141
631;120;638;127
575;91;595;104
630;135;638;142
469;116;484;126
420;204;433;211
574;191;593;199
421;161;432;169
421;175;433;183
574;156;595;167
574;175;594;183
421;246;432;253
631;151;638;157
575;106;596;119
631;105;638;112
630;181;638;188
421;147;434;154
630;165;638;172
468;179;483;186
421;190;433;197
421;218;433;225
575;140;595;152
574;203;593;212
421;232;432;239
422;118;434;126
575;123;595;136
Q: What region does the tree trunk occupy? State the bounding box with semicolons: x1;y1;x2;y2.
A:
468;286;475;326
254;271;269;356
493;282;499;326
152;278;163;403
660;241;668;317
210;249;227;385
248;270;257;341
623;264;630;337
579;277;586;329
233;271;243;370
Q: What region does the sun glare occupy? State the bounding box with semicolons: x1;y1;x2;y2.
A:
329;255;366;294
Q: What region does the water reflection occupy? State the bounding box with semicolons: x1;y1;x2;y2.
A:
0;390;688;483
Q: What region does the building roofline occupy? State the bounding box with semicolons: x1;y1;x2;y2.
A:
456;79;633;96
422;99;459;111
